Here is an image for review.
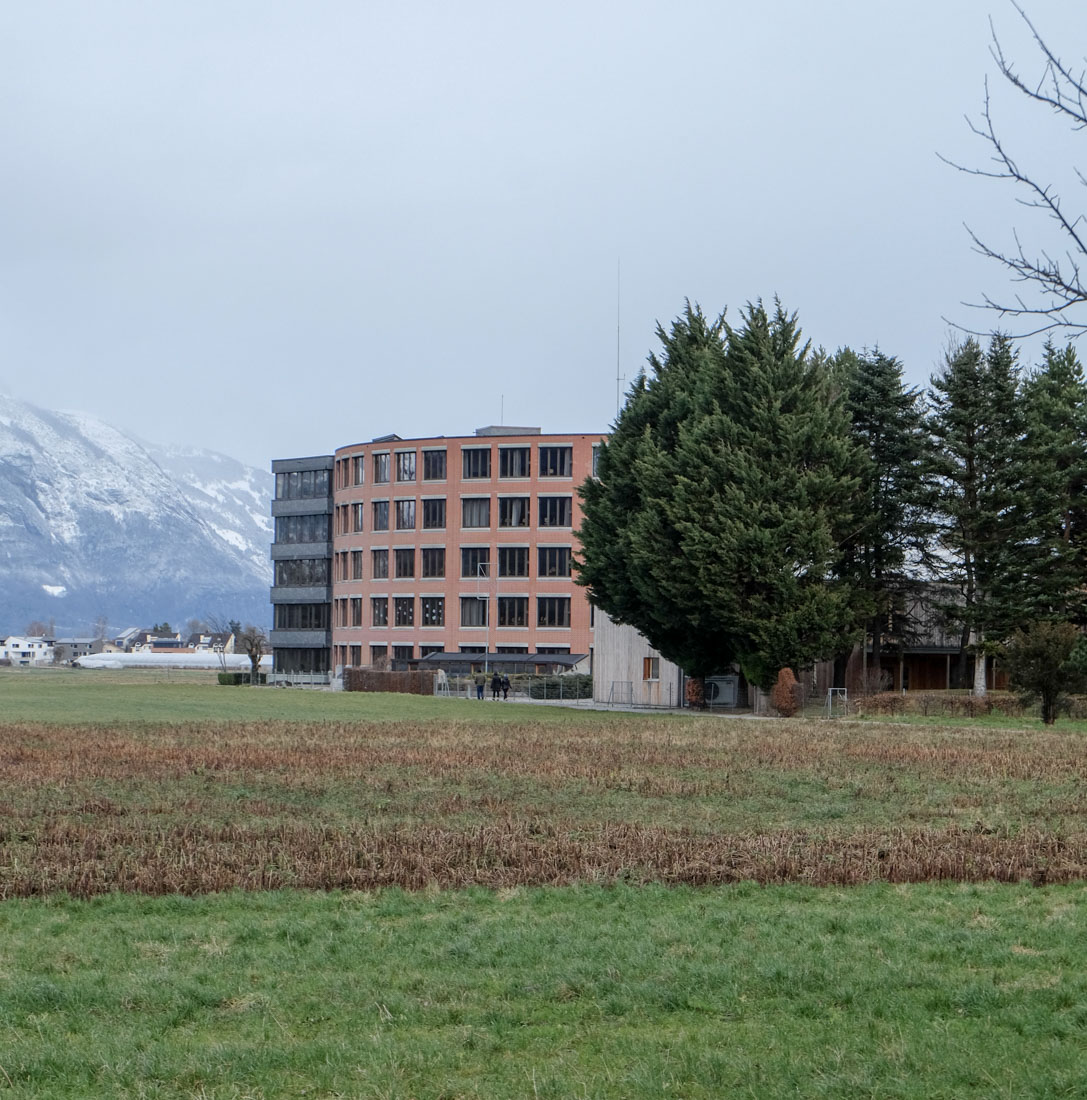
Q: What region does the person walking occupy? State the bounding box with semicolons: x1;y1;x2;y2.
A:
475;672;484;700
501;674;510;701
491;671;502;701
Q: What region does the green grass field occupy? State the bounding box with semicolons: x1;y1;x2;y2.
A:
2;670;1085;1097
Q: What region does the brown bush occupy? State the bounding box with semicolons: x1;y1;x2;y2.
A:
344;669;437;695
856;691;905;717
770;668;801;717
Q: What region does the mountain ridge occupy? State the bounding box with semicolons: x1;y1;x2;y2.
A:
0;393;273;635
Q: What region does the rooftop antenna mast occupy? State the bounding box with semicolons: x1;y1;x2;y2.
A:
616;258;626;417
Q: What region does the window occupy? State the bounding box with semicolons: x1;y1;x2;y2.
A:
351;550;364;580
372;500;389;531
496;645;528;654
498;546;529;577
462;498;490;528
273;558;330;586
351;503;364;533
373;453;390;484
422;449;447;480
422;547;446;578
422;498;446;529
394;597;414;627
536;646;570;654
350;598;363;627
497;596;528;627
538;496;572;527
349;645;362;667
462;448;490;479
459;645;485;654
461;547;489;578
643;656;660;681
538;446;572;478
420;644;445;657
370;644;387;664
460;596;488;627
351;455;365;485
498;497;529;528
275;468;331;500
371;548;389;579
392;645;414;661
371;598;388;627
275;648;331;674
394;548;415;578
395;452;416;482
537;596;571;628
499;447;530;478
273;514;331;544
538;546;571;577
273;603;330;630
421;597;445;627
592;443;602;478
395;499;416;530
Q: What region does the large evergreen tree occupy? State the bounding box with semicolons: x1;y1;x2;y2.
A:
1007;340;1087;624
837;348;926;684
924;334;1023;693
577;300;861;690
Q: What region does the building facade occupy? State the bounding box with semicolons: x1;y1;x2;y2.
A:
321;426;603;672
269;455;335;680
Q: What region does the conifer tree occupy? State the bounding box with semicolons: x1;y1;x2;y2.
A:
924;334;1023;693
838;348;926;684
578;300;861;691
1008;341;1087;624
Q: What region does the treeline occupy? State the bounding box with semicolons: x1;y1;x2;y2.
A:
578;301;1087;710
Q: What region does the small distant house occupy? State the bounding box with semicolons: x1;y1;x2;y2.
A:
1;635;56;666
52;637;103;663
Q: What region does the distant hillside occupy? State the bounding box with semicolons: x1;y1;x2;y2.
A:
0;393;272;635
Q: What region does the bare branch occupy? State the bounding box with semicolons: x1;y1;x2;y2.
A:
943;3;1087;336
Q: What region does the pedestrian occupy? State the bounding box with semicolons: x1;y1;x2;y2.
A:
475;672;484;700
491;671;502;701
501;674;510;701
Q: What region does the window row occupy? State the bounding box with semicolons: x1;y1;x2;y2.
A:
342;595;572;629
335;495;572;533
273;557;331;587
275;468;330;501
357;644;571;663
336;445;579;489
273;602;330;630
333;545;572;581
274;514;332;545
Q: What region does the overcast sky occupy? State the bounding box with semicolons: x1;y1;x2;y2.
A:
4;1;1087;469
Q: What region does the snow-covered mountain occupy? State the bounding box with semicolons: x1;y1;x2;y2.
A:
0;394;273;635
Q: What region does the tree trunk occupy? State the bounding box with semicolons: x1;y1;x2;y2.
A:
972;632;988;697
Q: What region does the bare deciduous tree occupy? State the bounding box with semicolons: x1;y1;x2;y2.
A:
238;624;267;685
945;3;1087;336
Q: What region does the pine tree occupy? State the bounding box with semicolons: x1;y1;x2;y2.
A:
578;300;861;691
1008;341;1087;624
924;334;1023;693
838;348;926;684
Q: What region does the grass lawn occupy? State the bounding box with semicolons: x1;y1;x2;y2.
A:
2;884;1085;1099
2;671;1086;1096
0;666;612;725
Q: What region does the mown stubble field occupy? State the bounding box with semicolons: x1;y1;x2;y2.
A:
3;702;1086;896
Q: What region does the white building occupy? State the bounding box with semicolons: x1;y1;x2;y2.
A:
591;609;743;708
1;636;55;666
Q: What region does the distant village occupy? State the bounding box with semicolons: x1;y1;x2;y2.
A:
0;626;237;667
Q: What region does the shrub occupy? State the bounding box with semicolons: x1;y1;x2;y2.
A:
856;691;905;717
217;672;266;686
769;668;801;717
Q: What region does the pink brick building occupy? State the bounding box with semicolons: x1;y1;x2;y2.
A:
327;426;603;671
